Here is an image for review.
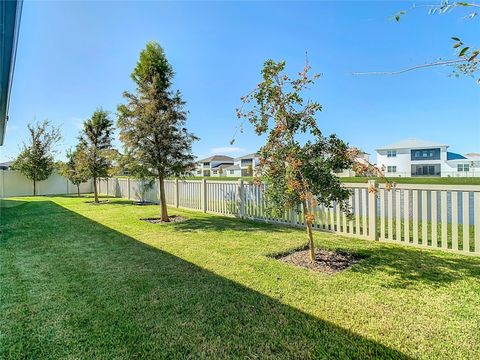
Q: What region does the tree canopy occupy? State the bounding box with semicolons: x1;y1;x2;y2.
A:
237;59;355;261
12;120;61;195
118;41;198;221
78;109;115;203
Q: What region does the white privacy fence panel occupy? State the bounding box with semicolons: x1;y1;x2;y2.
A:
99;177;480;256
1;170;92;197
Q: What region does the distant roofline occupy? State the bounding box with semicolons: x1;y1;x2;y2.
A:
376;138;449;151
197;155;234;163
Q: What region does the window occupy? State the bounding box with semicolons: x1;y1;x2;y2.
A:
411;148;440;161
203;162;210;166
411;164;441;177
196;170;202;175
387;150;396;158
458;164;470;172
230;170;234;174
213;170;218;174
387;166;397;173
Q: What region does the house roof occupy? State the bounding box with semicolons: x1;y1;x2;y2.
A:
224;164;241;171
0;160;13;166
465;153;480;158
0;0;23;146
197;155;234;163
211;163;233;170
376;138;449;151
236;152;259;160
447;152;467;161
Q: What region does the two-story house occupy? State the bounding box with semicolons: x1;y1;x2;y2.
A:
376;139;480;177
224;153;260;177
195;155;234;177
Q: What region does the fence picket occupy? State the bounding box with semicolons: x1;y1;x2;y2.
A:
412;190;419;245
404;189;410;244
452;192;459;251
463;191;470;253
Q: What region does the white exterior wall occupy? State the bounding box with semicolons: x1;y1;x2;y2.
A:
376;146;459;177
376;148;412;177
225;168;242;177
196;160;233;176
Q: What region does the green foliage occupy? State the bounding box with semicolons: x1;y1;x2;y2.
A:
12;120;61;195
78;109;115;202
238;60;353;217
238;60;354;260
118;41;198;220
60;147;90;195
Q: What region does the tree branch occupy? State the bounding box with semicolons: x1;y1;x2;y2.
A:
352;58;466;76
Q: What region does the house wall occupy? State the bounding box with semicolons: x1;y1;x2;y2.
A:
225;168;242;177
376;146;452;177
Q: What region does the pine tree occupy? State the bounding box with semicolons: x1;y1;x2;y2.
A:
118;42;198;221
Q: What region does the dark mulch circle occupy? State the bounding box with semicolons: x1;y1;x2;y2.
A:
140;215;187;224
85;200;110;205
133;201;157;206
275;248;362;274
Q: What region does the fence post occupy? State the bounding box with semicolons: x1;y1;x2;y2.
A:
237;179;244;218
127;178;131;200
175;178;179;208
202;179;207;213
106;178;109;196
367;179;378;240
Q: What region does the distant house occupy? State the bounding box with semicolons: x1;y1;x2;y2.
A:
225;153;260;177
0;161;13;170
195;155;234;177
376;138;480;177
336;151;370;177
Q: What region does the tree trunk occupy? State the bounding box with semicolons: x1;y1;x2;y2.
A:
33;179;36;196
93;176;99;203
302;201;315;262
158;175;169;222
77;184;80;197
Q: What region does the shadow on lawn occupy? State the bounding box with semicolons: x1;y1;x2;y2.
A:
1;199;411;359
350;244;480;289
171;214;291;233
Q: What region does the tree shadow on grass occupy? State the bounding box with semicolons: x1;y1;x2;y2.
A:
346;242;480;289
0;200;410;359
171;214;293;233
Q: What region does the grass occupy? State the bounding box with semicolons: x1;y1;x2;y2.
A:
2;195;480;359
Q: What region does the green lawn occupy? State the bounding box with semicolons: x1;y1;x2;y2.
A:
1;196;480;359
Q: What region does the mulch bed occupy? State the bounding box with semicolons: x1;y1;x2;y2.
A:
133;201;157;206
275;248;362;274
85;200;110;205
140;215;187;224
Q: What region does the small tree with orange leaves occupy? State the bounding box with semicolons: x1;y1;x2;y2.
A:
236;59;357;262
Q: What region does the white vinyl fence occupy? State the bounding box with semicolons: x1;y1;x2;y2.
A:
0;170;92;197
99;178;480;256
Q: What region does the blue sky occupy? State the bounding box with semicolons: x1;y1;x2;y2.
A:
1;1;479;163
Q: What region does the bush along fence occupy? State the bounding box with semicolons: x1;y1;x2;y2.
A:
98;177;480;256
